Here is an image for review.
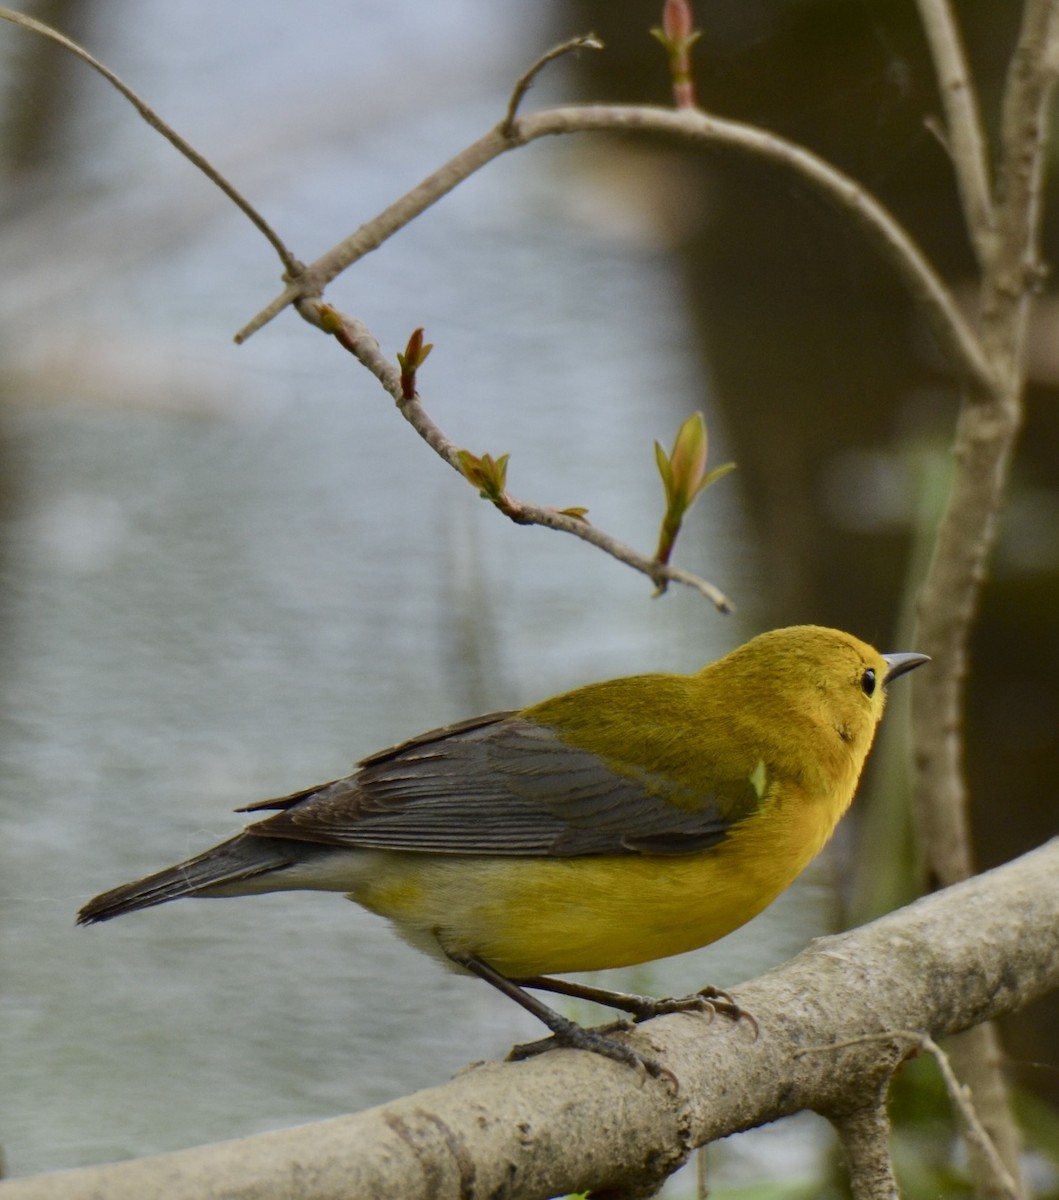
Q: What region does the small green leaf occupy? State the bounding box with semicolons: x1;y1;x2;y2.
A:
670;412;708;491
654;439;675;503
455;448;483;483
700;461;737;491
652;411;733;564
456;449;510;502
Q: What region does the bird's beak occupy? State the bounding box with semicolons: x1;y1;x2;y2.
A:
882;651;930;684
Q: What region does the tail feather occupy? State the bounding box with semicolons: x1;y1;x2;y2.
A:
77;833;298;925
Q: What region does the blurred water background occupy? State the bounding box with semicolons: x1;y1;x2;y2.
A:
1;2;864;1189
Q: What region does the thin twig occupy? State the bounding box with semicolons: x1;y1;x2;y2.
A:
918;1034;1020;1200
237;105;993;397
502;33;603;136
916;0;995;260
299;299;734;612
0;7;301;275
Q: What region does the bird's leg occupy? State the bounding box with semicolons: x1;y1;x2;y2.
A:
515;973;752;1028
451;953;672;1079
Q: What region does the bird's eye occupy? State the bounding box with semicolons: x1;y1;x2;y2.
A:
861;668;876;697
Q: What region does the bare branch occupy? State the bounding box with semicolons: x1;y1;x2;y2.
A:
994;0;1059;330
237;106;992;397
918;1034;1021;1200
234;124;511;343
916;0;995;258
0;7;300;275
0;12;720;606
0;15;995;604
948;1025;1026;1200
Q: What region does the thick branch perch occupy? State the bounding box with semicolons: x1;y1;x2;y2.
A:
5;839;1056;1200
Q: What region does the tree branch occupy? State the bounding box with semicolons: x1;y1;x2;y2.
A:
831;1104;900;1200
0;11;986;392
910;2;1059;1194
236;104;993;397
4;839;1056;1200
302;301;734;609
912;0;1059;906
916;0;995;259
805;1031;1019;1200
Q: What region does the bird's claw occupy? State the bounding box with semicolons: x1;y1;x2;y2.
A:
629;985;756;1036
693;987;759;1037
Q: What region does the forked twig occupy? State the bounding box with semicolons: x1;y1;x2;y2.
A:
502;32;604;135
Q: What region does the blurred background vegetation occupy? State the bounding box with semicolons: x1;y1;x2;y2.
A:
0;0;1055;1194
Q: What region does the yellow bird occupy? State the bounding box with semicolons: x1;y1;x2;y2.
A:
78;625;927;1069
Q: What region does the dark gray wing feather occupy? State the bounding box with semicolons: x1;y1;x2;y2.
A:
243;713;749;858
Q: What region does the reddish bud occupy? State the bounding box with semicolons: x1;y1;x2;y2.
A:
663;0;694;42
397;327;434;399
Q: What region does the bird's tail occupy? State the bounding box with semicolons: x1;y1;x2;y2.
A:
76;833;299;925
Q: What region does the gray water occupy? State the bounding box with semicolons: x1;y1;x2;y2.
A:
1;2;835;1185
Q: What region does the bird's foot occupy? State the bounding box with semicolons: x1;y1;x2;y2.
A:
507;1019;676;1088
514;973;756;1036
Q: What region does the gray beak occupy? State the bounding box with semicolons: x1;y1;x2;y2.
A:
882;651;930;684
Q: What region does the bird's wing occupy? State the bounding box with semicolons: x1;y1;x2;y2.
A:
241;712;759;858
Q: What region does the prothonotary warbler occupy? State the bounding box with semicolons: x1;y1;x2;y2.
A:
78;625;928;1071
